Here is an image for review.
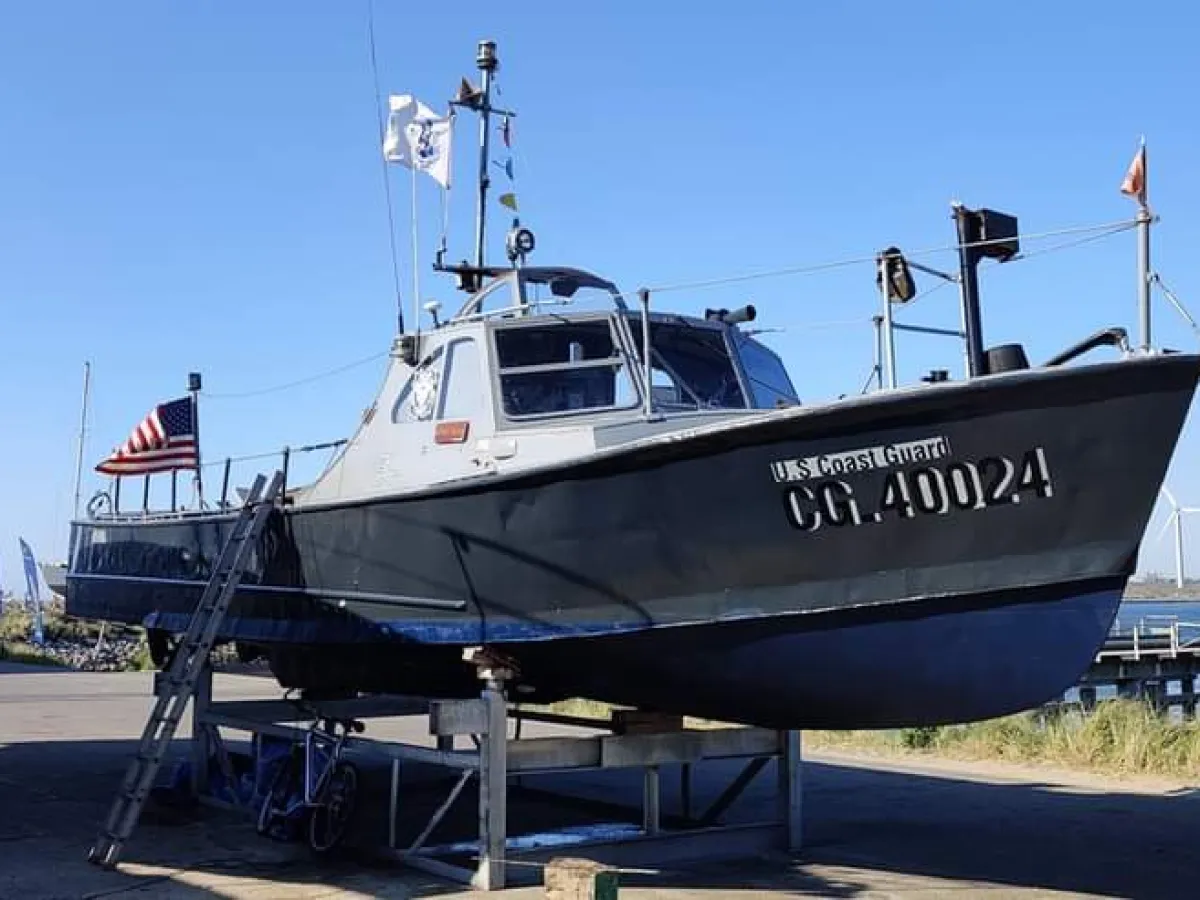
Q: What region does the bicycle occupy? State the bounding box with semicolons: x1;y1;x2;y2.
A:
255;701;364;853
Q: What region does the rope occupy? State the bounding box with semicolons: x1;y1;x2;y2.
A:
644;218;1140;295
202;351;388;399
1000;222;1137;265
366;0;405;331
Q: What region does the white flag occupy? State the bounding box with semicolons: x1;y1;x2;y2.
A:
383;94;452;189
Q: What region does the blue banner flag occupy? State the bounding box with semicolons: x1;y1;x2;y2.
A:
18;538;45;645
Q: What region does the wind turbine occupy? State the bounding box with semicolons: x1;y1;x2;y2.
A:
1158;486;1200;589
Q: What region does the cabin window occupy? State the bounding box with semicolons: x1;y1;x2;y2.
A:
494;319;638;418
437;338;485;421
732;333;799;408
628;317;747;410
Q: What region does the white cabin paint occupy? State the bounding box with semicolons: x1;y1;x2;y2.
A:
287;267;800;508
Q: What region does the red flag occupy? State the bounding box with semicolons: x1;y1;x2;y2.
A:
1120;144;1147;208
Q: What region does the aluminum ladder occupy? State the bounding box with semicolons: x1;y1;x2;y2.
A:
88;470;285;869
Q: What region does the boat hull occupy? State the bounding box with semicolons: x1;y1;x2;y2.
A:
66;354;1199;727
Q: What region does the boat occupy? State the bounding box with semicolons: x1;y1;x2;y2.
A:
40;562;67;600
65;41;1200;729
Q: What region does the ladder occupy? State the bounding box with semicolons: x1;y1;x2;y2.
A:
88;470;285;869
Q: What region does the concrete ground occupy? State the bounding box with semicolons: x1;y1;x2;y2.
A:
2;662;1199;898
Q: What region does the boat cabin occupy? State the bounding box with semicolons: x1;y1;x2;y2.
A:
299;266;799;504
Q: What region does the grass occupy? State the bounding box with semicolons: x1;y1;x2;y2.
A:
539;697;1200;779
0;605;155;671
0;641;69;668
806;701;1200;779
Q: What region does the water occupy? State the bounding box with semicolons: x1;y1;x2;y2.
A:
1061;598;1200;721
1113;598;1200;630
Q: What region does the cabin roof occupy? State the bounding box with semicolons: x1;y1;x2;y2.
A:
450;265;626;322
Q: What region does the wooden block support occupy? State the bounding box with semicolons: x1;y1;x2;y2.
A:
544;857;619;900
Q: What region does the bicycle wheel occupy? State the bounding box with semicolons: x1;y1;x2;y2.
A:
307;761;359;854
256;749;300;837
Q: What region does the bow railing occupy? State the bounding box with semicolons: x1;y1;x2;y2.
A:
85;439;347;522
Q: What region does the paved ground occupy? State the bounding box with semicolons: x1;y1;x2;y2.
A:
2;664;1199;898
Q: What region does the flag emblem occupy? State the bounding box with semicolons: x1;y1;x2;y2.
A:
96;396;199;475
384;94;453;189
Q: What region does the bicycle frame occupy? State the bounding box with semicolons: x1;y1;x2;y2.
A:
300;721;350;807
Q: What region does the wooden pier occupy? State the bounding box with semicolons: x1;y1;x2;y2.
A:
1075;616;1200;718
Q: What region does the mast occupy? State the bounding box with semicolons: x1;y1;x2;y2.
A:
1137;203;1152;352
72;361;92;518
189;372;204;508
473;40;498;268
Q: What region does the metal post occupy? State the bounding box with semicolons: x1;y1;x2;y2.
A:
953;204;987;377
638;288;655;418
220;458;231;508
779;730;803;852
113;477;121;514
1137;206;1153;352
389;758;401;849
191;662;213;798
281;446;291;503
72;361;92;518
188;373;205;509
1181;676;1196;720
142;475;150;513
877;259;898;389
680;762;693;820
171;471;178;512
870;315;884;391
643;766;661;835
473;40;498;269
474;675;507;890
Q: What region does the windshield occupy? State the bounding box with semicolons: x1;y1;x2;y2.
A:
627;316;747;410
494;318;638;418
732;331;799;408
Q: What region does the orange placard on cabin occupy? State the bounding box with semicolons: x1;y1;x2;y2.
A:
435;420;471;444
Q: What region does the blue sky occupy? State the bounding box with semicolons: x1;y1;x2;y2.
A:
2;1;1200;586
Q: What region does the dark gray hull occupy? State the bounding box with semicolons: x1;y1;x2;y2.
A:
66;354;1199;727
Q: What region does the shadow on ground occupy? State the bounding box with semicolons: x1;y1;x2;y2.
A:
2;725;1199;898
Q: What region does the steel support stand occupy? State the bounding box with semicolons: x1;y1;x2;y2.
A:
643;766;661;835
779;730;803;852
190;662;214;798
473;663;510;890
680;762;693;820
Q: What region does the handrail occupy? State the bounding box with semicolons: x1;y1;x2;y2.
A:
91;438;348;520
1043;327;1130;367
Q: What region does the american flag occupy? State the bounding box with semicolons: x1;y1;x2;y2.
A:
95;396;198;475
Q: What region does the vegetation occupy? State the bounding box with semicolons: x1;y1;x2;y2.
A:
0;641;69;667
539;697;1200;779
0;604;154;671
807;701;1200;779
1123;575;1200;600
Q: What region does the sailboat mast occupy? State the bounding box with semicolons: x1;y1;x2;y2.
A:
72;360;92;518
473;40;498;269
